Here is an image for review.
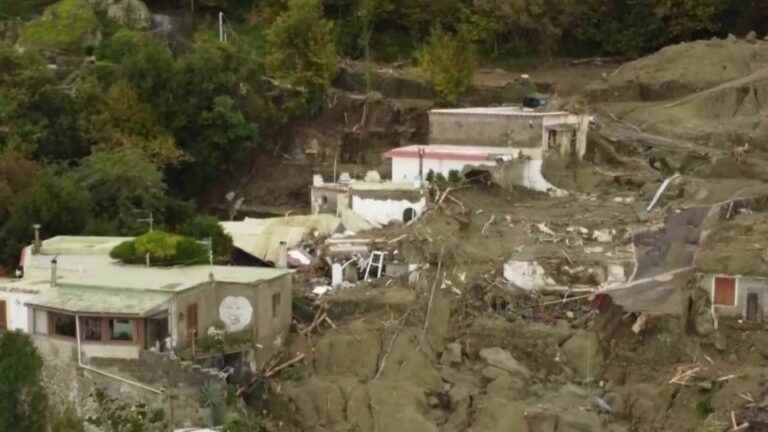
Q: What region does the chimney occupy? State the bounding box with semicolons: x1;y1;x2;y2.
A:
32;224;42;255
50;256;58;287
276;241;288;268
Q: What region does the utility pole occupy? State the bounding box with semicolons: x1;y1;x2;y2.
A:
219;12;224;43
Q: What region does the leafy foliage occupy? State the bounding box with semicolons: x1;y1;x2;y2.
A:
180;215;234;259
73;147;169;234
0;169;91;264
110;231;210;266
18;0;99;52
265;0;338;92
86;388;165;432
0;331;48;432
418;26;475;105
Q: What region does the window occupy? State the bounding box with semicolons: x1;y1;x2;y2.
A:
51;313;76;338
403;208;416;223
110;319;134;341
0;300;6;331
83;317;102;341
272;293;281;319
714;277;736;306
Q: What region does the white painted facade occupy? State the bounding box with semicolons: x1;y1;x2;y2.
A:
351;196;427;226
388;147;560;193
0;290;35;331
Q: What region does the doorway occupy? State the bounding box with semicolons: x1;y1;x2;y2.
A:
146;315;169;351
186;303;198;345
746;293;761;322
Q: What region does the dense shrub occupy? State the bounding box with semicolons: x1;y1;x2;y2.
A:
110;231;209;266
418;26;475;105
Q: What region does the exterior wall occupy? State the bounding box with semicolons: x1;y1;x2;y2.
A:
172;276;293;363
351;195;427;225
33;336;210;429
392;156;559;193
311;186;343;215
81;342;141;360
704;274;768;318
0;291;34;331
29;309;145;359
429;112;545;147
491;159;560;192
392;156;497;182
542;114;591;159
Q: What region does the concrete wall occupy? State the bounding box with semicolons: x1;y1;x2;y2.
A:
0;291;34;331
429;112;545;147
542;114;591;159
351;195;426;225
491;159;560;193
704;274;768;318
81;342;141;360
172;276;292;363
311;186;343;215
33;336;211;429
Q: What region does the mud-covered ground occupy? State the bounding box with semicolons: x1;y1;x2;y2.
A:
235;35;768;432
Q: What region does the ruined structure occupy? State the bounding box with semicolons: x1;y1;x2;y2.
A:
311;173;426;226
385;107;593;193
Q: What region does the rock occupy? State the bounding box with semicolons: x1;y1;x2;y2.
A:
440;342;463;365
714;330;727;351
107;0;152;30
746;31;758;42
694;307;715;336
486;373;527;400
560;331;603;381
752;332;768;359
481;366;510;381
727;33;737;41
479;347;531;379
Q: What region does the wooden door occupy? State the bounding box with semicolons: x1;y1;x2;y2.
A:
747;293;760;321
0;300;6;331
714;277;736;306
186;303;198;344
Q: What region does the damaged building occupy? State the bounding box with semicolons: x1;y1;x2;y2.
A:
311;172;426;226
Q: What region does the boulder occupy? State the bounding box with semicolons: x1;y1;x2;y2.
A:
714;330;728;352
440;342;463;365
560;331;603;381
694;307;715;336
479;347;531;379
746;31;758;42
107;0;152;30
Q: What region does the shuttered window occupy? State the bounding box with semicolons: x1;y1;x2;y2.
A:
714;277;736;306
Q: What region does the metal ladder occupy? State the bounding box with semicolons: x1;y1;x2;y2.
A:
364;251;385;280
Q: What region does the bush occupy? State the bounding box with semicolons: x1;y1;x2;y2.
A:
418;26;475;105
110;231;208;266
447;169;462;183
180;215;234;261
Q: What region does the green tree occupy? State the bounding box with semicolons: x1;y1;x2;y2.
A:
180;215;234;260
0;331;48;432
0;150;41;221
84;80;186;167
73;147;168;235
265;0;338;92
418;26;475;105
0;169;92;264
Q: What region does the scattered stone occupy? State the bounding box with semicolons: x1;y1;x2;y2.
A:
714;330;727;351
727;33;737;41
560;331;604;380
481;366;510;381
479;347;532;379
441;342;463;365
746;31;758;42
